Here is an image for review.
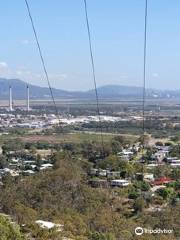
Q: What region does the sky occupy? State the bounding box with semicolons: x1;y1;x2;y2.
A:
0;0;180;91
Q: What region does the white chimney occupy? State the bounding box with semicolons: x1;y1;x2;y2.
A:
27;85;30;111
9;86;13;111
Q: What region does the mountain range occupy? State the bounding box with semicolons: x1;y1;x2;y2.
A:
0;78;179;100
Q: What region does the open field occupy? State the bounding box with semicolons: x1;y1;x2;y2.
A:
0;131;170;146
21;132;138;143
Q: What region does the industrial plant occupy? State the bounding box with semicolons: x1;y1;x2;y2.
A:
7;85;30;112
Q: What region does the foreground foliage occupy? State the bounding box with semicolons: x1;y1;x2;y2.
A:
0;215;25;240
0;137;179;239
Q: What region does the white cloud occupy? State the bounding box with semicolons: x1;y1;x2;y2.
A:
0;62;69;88
16;69;39;79
152;73;159;78
0;62;8;68
119;75;128;79
21;39;30;45
49;73;67;79
16;70;23;75
59;73;67;79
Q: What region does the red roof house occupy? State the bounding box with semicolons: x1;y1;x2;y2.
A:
153;177;173;186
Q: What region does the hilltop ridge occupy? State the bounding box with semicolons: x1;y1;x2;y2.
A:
0;78;179;100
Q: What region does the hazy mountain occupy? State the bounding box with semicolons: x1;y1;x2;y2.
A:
0;78;75;99
88;85;144;97
0;78;179;100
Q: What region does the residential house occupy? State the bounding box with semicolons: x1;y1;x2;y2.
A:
110;179;130;187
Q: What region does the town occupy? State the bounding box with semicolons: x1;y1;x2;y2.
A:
0;94;179;239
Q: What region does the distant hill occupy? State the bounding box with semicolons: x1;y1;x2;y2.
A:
88;85;144;97
0;78;179;100
88;85;180;99
0;78;74;99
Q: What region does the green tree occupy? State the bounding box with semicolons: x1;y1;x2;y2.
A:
157;188;173;200
111;140;122;154
134;197;146;212
0;155;8;168
90;232;115;240
0;215;25;240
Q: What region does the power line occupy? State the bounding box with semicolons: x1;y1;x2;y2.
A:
83;0;105;157
142;0;148;136
141;0;148;156
24;0;61;127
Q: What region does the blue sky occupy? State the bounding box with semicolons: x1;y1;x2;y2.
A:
0;0;180;90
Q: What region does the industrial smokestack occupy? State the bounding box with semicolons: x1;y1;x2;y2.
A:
9;86;13;111
27;85;30;111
